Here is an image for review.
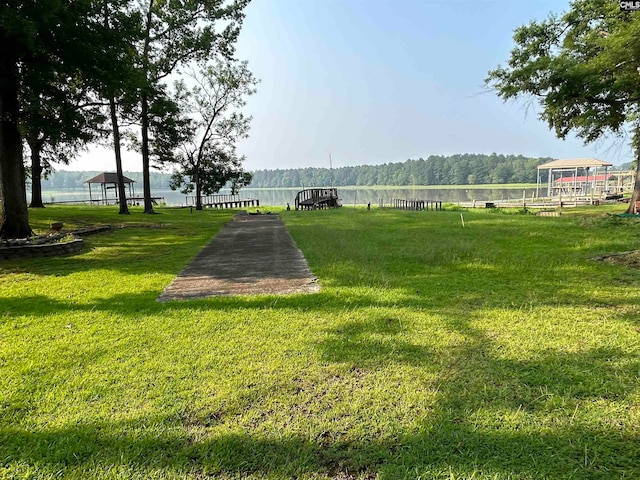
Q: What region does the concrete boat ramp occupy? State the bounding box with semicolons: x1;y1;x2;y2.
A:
157;213;319;301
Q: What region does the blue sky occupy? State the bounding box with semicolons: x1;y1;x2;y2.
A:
74;0;634;172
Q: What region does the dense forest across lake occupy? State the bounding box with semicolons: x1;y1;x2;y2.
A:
38;154;629;191
251;154;555;187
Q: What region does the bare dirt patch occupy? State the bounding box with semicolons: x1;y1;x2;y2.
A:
595;250;640;268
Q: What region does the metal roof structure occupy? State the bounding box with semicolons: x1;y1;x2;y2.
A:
554;174;610;184
536;158;614;198
537;158;613;170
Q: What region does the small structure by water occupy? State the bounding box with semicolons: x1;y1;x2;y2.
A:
294;188;341;210
536;158;613;198
83;173;165;206
85;172;136;205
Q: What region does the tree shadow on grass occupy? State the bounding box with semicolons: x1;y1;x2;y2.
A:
2;301;640;478
317;315;436;368
4;208;640;318
3;333;639;479
3;213;640;477
0;291;163;320
0;226;223;278
308;309;640;478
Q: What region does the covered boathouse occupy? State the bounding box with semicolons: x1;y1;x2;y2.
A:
536;158;614;198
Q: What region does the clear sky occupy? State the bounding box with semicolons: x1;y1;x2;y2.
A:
70;0;634;172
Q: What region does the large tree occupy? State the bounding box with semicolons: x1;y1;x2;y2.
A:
98;0;144;215
0;1;39;238
167;60;257;210
0;0;104;237
486;0;640;212
169;146;253;207
21;67;103;208
135;0;250;214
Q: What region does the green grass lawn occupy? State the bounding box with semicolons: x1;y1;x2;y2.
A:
1;204;640;479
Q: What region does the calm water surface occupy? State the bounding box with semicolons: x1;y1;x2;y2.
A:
40;187;539;207
250;187;538;207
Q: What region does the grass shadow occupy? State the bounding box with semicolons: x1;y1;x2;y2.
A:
318;315;435;367
3;208;640;478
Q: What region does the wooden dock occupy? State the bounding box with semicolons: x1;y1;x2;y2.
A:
295;188;341;210
460;197;618;209
185;194;259;209
389;199;443;211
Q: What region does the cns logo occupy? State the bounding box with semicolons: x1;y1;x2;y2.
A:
621;1;640;10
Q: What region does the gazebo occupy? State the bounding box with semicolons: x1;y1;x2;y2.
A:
536;158;613;198
85;172;136;205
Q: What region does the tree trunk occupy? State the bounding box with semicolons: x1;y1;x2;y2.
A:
195;169;203;210
140;0;156;215
102;2;129;214
27;135;45;208
110;97;130;214
141;91;156;214
0;44;32;239
626;150;640;214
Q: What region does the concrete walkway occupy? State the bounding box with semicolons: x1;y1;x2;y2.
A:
157;213;319;301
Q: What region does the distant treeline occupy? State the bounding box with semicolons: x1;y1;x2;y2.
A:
250;154;555;188
37;154;629;191
38;171;173;191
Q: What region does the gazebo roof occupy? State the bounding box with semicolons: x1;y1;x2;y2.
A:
537;158;613;170
85;172;135;184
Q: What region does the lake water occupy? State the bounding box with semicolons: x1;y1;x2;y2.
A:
248;187;539;207
39;186;540;207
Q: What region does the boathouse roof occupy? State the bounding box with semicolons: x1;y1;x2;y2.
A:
554;174;611;184
537;158;613;169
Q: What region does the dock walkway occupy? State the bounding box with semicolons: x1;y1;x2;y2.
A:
185;194;259;209
157;213;318;300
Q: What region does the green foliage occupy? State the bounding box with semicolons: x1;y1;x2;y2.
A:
0;0;109;236
2;205;640;478
1;0;252;231
486;206;532;215
487;0;640;143
145;85;194;165
42;151;560;192
486;0;640;211
167;60;258;206
134;0;250;213
251;153;553;187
